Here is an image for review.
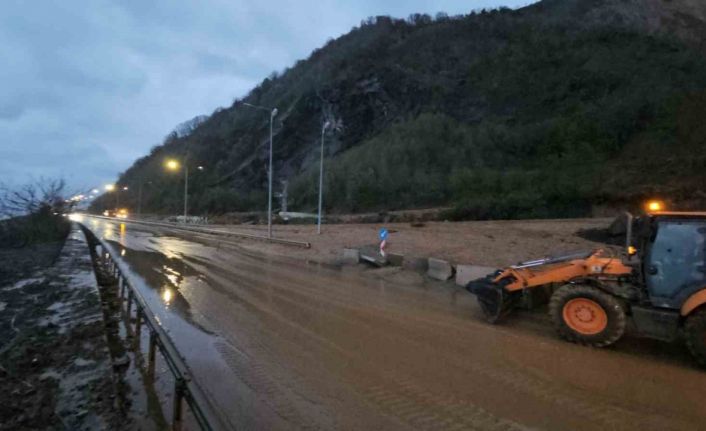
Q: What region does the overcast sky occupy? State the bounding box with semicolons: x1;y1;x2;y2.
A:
0;0;536;192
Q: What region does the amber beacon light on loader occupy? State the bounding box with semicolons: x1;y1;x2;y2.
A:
467;201;706;366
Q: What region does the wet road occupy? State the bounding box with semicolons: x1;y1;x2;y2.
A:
81;216;706;431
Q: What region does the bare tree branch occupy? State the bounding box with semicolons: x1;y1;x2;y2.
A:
0;178;69;218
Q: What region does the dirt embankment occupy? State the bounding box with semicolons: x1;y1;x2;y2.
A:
206;217;617;267
0;226;129;430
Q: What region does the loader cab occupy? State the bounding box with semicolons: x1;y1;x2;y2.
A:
635;213;706;309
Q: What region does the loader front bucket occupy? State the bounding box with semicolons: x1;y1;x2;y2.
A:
466;276;516;323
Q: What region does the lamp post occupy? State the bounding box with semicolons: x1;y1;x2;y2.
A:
104;184;116;208
165;159;187;219
116;186;128;209
242;102;278;238
317;121;330;235
165;160;204;221
184;165;188;219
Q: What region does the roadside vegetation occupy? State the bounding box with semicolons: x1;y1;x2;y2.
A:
0;179;71;285
92;2;706;219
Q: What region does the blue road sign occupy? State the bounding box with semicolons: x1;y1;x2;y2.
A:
379;228;388;241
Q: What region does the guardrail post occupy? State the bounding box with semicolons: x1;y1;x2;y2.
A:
172;378;185;431
127;290;133;320
120;278;126;300
134;308;142;350
148;331;157;379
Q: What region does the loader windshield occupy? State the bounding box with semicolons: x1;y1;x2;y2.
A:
645;219;706;307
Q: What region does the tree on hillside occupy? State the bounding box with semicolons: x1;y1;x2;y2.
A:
104;1;706;219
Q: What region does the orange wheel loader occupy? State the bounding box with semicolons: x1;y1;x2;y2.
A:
466;210;706;366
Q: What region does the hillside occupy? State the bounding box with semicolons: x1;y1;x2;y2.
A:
91;0;706;219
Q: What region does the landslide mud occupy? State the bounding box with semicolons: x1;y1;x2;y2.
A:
83;216;706;431
0;226;128;430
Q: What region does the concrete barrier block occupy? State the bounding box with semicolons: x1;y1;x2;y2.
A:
403;257;428;272
387;253;404;267
342;248;360;265
455;265;497;287
359;245;386;267
427;258;454;281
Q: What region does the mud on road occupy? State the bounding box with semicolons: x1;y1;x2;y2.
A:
80;216;706;431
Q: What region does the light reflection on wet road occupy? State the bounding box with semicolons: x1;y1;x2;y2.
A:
81;216;706;431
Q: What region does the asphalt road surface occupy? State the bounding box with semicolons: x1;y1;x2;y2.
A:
80;216;706;431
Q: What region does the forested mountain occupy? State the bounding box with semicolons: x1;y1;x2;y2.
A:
91;0;706;219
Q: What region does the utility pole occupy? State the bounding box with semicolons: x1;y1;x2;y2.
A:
268;109;274;238
317;121;330;234
184;165;189;219
138;182;143;216
242;102;278;238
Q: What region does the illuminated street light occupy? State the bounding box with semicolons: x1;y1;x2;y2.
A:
165;158;203;220
165;159;180;171
105;184;127;208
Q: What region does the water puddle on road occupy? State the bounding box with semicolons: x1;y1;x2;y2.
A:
105;239;215;335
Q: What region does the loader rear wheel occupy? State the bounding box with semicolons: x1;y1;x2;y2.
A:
549;284;626;347
684;308;706;368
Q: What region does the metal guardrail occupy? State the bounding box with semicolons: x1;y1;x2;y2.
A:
88;214;311;248
81;225;229;431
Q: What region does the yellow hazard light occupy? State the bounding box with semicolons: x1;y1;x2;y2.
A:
646;200;664;212
628;246;637;256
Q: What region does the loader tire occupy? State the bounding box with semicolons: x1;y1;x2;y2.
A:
549;284;626;348
684;308;706;368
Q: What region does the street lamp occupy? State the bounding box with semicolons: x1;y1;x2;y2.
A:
115;185;127;208
104;184;120;208
166;159;180;171
165;159;204;221
242;102;278;238
317;121;331;234
165;158;189;219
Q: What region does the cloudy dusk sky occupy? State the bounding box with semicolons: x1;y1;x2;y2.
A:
0;0;536;192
